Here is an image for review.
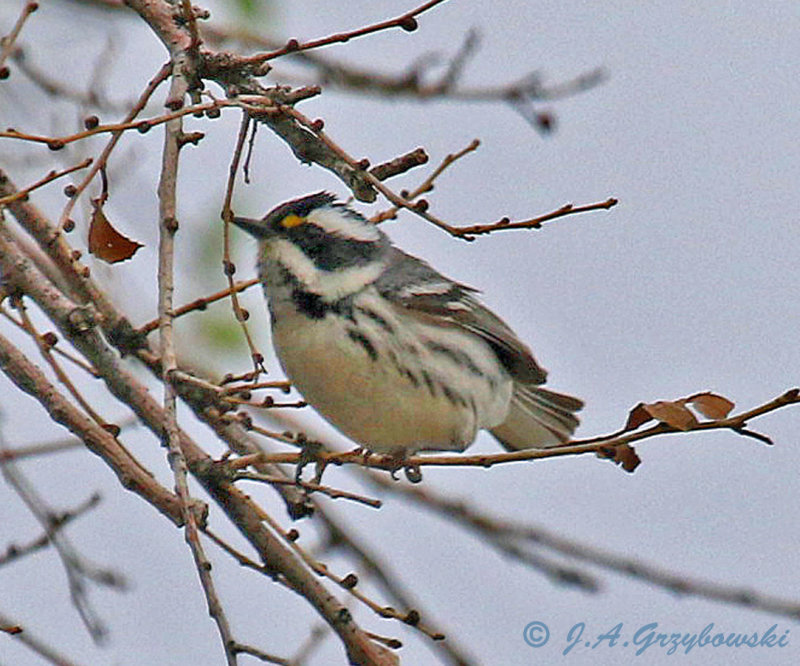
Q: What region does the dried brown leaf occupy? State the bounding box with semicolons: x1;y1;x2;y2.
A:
88;204;143;263
615;444;641;472
624;402;654;431
686;392;735;420
644;400;699;431
598;443;641;472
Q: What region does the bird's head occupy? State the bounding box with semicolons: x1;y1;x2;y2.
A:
233;192;390;300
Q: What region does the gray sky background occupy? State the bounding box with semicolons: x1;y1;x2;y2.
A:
1;1;798;665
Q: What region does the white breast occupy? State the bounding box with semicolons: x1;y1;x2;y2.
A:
269;289;512;455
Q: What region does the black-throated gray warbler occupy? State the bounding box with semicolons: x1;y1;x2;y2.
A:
233;192;582;456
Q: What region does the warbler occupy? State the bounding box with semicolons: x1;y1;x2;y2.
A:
233;192;582;457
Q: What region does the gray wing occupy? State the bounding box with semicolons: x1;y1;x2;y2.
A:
375;249;548;384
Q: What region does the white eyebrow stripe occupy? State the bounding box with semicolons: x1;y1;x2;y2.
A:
307;207;382;242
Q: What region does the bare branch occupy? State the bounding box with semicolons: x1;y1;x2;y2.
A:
362;472;800;620
0;158;92;206
231;389;800;472
0;430;124;642
152;18;240;660
0;609;83;666
371;139;480;223
220;112;267;376
0;327;184;524
136;278;259;336
448;197;619;238
368;148;429;182
202;24;604;116
0;1;38;72
238;0;450;65
0;493;101;568
1;199;398;665
235;471;382;509
58;61;172;230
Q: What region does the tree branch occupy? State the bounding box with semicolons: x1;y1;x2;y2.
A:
237;0;450;64
230;389;800;473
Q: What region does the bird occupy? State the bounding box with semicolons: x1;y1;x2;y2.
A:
232;192;582;458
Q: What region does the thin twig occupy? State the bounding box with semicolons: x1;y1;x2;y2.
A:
0;432;122;642
450;197;618;238
13;298;113;432
228;389;800;472
235;471;382;509
0;437;82;462
371;139;479;223
0;493;101;567
0;324;184;525
0;98;232;148
220;379;292;396
202;24;604;110
10;44;135;112
0;416;139;463
289;625;329;666
58;61;172;229
0;305;100;377
0;2;38;71
0;609;83;666
157;53;238;665
239;0;449;65
221;111;266;375
368;147;429;182
0;158;92;206
229;643;292;665
281;104;616;239
137;277;259;335
362;470;800;620
314;503;479;665
250;501;444;643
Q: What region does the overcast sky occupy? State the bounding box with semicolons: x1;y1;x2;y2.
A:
1;1;799;665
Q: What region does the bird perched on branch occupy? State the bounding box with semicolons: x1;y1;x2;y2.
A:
233;192;582;458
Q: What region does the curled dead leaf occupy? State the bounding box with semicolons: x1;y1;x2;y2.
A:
644;400;699;431
88;203;143;263
598;443;641;472
624;402;654;431
686;392;735;419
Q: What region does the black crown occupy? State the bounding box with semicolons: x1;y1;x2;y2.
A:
263;191;336;223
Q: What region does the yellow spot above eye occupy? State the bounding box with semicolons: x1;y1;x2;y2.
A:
281;214;305;228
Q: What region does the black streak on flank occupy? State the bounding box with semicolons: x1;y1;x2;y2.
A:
441;384;467;407
403;369;420;387
425;341;485;377
347;329;379;361
355;306;395;334
421;370;436;396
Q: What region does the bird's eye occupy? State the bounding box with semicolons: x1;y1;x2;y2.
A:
280;214;305;229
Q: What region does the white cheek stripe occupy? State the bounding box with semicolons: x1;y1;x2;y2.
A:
268;238;386;301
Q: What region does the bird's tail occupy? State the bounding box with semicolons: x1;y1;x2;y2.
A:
490;384;583;450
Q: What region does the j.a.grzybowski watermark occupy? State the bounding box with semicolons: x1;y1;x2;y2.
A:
522;620;790;657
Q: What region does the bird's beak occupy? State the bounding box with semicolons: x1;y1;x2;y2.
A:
231;216;269;238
